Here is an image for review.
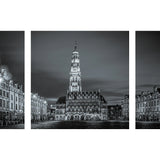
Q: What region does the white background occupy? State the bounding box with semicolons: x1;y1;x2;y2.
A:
0;0;160;160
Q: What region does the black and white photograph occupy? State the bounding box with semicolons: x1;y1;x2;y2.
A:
0;31;24;129
2;1;160;160
31;31;129;129
136;31;160;129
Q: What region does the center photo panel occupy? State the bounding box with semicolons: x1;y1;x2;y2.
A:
31;31;129;129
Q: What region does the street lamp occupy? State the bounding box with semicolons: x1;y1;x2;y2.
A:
33;94;37;99
44;100;47;104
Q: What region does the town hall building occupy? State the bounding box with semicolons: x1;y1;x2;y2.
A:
54;42;108;121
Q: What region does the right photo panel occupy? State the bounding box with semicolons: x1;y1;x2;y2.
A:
136;31;160;129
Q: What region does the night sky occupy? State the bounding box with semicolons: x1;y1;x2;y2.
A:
136;31;160;93
0;31;24;86
31;31;129;105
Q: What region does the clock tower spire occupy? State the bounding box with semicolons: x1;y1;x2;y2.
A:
69;41;82;92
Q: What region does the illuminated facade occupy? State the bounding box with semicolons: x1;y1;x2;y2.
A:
0;67;24;126
31;93;48;122
54;42;108;121
136;86;160;121
121;95;129;120
65;91;107;121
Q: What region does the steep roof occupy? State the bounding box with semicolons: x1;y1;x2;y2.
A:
56;96;66;104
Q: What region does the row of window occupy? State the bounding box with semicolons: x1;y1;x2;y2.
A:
55;110;65;114
69;96;99;100
31;106;47;113
137;100;160;108
0;90;9;98
56;109;100;114
67;102;99;106
56;105;101;109
67;108;100;112
67;106;100;110
137;107;160;112
0;99;9;108
31;104;45;108
0;99;23;110
0;82;9;89
122;108;129;112
0;90;23;102
31;100;46;106
137;95;160;101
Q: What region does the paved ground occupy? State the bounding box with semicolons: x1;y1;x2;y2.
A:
136;121;160;129
0;124;24;129
32;120;129;129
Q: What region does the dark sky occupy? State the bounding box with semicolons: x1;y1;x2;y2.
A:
136;31;160;93
0;31;24;85
31;31;129;105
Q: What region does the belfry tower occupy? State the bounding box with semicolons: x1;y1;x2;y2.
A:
69;41;82;92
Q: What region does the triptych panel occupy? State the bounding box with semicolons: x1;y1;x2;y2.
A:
0;31;159;129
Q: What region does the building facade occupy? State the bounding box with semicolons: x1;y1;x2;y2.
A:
108;105;122;120
0;67;24;126
48;104;56;120
31;93;48;122
121;95;129;120
65;90;107;121
136;86;160;121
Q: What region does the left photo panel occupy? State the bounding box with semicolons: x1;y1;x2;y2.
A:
0;31;24;129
